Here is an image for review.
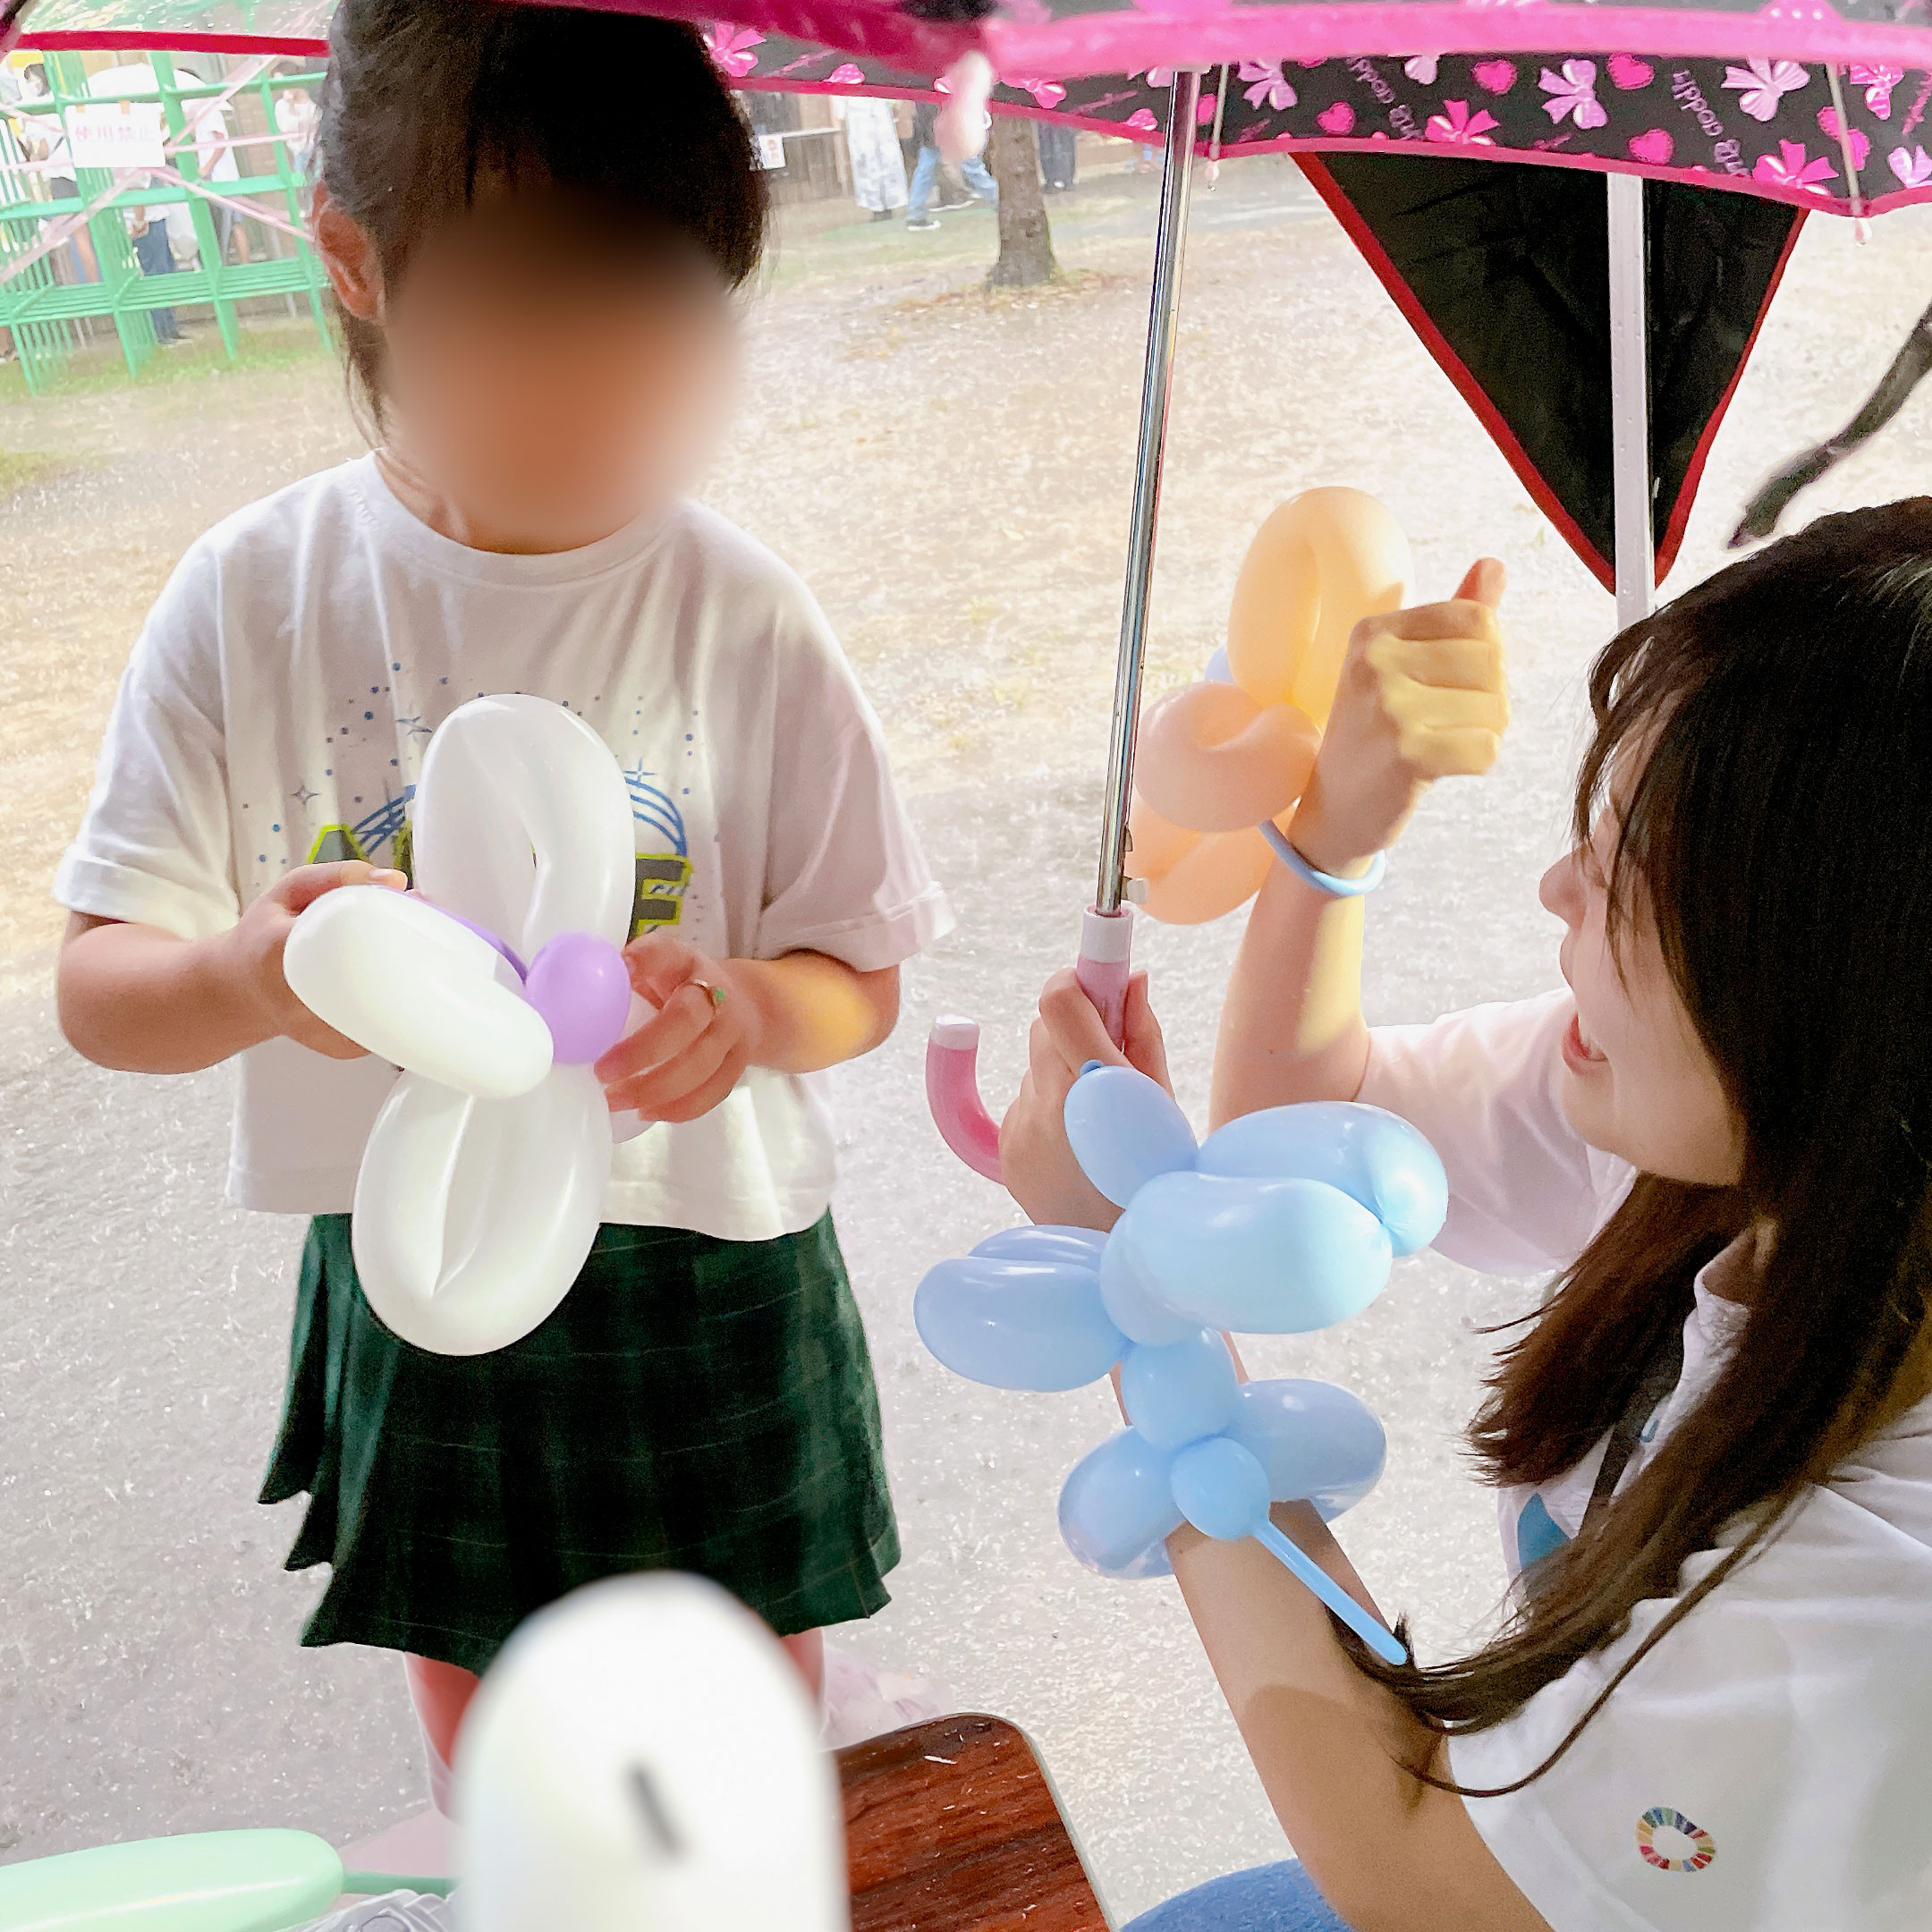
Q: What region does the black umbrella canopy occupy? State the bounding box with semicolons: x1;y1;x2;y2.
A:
1301;156;1805;589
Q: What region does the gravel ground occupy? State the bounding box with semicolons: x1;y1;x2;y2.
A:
2;151;1928;1920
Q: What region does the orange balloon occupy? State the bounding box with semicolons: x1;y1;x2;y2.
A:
1126;798;1275;927
1225;487;1411;726
1135;682;1320;834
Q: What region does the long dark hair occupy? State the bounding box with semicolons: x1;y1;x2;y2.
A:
1360;499;1932;1786
315;0;767;425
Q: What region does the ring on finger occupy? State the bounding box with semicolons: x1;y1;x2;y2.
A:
688;977;727;1010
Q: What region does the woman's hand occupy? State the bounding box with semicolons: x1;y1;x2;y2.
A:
1288;559;1508;877
1001;969;1172;1230
597;933;760;1125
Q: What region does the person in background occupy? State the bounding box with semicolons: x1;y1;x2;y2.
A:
20;63;99;283
1038;119;1076;192
190;91;251;262
274;66;319;182
126;191;182;343
831;94;907;223
904;97;996;232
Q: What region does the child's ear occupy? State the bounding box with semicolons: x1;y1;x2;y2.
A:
310;187;384;321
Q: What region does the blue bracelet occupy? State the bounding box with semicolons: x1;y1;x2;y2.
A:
1258;821;1387;898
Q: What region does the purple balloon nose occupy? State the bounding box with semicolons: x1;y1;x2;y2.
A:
524;932;632;1063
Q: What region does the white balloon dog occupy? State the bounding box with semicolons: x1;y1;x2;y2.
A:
284;695;647;1356
456;1573;851;1932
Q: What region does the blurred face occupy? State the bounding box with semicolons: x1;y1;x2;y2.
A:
1538;756;1744;1187
346;193;737;551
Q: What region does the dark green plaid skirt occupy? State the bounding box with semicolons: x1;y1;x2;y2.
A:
259;1213;898;1675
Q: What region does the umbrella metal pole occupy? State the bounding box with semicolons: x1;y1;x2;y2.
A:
924;74;1199;1178
1078;68;1201;1038
1607;173;1654;628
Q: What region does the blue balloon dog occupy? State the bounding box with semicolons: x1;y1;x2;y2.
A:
914;1063;1448;1665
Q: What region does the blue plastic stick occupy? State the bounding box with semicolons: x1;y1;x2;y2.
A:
1253;1520;1408;1665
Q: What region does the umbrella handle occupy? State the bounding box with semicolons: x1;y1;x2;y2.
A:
1073;904;1133;1044
927;1015;1004;1182
927;909;1133;1184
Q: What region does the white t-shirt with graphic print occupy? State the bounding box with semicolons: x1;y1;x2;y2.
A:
1359;990;1932;1932
55;455;952;1242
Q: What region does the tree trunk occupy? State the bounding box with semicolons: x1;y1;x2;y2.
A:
986;116;1059;288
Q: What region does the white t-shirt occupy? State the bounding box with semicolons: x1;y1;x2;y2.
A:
191;104;240;182
1359;992;1932;1932
55;456;952;1241
273;90;316;172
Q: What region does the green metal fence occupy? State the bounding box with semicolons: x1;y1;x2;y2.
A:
1;48;330;394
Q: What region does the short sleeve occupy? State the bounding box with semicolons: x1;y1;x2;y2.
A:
753;599;953;971
53;544;239;941
1449;1477;1932;1932
1356;989;1630;1277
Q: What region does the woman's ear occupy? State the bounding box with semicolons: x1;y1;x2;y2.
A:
310;186;383;320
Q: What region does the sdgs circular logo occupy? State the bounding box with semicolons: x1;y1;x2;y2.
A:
1636;1806;1716;1873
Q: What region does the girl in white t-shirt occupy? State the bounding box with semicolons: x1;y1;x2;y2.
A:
1006;504;1932;1931
55;0;949;1802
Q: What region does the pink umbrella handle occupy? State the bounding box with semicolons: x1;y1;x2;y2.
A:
926;908;1136;1183
1074;906;1134;1046
927;1016;1005;1182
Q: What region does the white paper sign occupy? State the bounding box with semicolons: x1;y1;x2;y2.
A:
756;132;786;171
67;101;167;172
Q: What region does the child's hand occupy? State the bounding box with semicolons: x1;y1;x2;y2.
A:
226;860;408;1058
1288;558;1508;877
1001;969;1172;1230
597;934;758;1125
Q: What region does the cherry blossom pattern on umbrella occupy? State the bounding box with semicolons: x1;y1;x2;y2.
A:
1241;60;1298;111
705;22;764;78
1724;57;1810;122
1428;98;1500;143
1541;59;1608;128
643;32;1932;217
1753;138;1837;191
1005;74;1068;107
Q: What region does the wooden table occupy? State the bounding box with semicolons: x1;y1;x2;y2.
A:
838;1713;1111;1931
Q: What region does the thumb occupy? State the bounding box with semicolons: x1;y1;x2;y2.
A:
1453;557;1506;609
272;860;403;916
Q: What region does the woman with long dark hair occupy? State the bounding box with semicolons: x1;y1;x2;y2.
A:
1005;503;1932;1930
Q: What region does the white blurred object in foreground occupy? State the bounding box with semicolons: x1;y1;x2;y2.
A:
455;1573;851;1931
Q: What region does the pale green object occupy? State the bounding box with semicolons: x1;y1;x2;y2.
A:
0;1830;344;1932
